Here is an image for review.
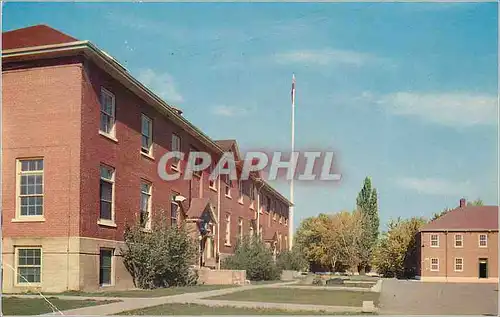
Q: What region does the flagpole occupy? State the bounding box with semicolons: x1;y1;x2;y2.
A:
289;74;295;251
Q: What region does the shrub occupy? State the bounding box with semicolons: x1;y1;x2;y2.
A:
221;236;280;281
276;245;308;272
121;214;198;289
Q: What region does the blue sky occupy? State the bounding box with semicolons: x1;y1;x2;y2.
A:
4;2;498;231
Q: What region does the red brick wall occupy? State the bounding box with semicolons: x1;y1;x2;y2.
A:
3;55;290;257
420;231;498;278
2;58;83;237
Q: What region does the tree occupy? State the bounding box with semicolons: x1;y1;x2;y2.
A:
468;198;484;206
356;177;380;272
221;235;280;281
295;211;365;273
372;217;427;278
432;198;484;221
276;245;308;272
121;213;198;289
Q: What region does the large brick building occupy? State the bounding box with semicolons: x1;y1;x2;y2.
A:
418;198;498;283
1;25;292;292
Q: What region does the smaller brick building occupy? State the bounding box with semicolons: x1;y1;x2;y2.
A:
418;198;498;283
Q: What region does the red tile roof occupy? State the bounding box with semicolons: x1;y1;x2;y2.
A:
420;205;498;231
3;25;78;50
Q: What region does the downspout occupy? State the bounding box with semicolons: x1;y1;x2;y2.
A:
216;176;221;270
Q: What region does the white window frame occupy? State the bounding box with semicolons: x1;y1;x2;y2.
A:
238;218;243;240
454;234;463;248
171;133;181;170
479;234;488;248
273;211;277;221
279;215;283;224
430;258;439;271
99;165;116;226
238;179;243;203
140;181;152;229
224;214;231;246
171;191;179;227
225;177;232;198
430;234;439;247
285;217;288;226
99;87;116;138
99;248;114;286
454;257;464;272
15;247;42;286
140;114;153;156
16;158;44;220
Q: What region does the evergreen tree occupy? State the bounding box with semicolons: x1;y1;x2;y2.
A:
356;177;380;272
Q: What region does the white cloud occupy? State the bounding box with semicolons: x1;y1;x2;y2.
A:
212;105;249;117
377;92;497;127
137;69;184;104
395;177;473;196
273;49;378;67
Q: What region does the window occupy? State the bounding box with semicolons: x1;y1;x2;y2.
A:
238;179;243;202
249;223;254;238
479;234;487;247
16;248;41;284
100;88;116;136
208;163;217;190
273;211;277;221
224;214;231;246
454;234;463;248
224;176;231;198
17;159;44;217
100;165;115;222
285;236;288;250
171;191;179;226
140;182;152;228
430;234;439;247
279;215;283;224
266;197;271;212
99;249;113;286
249;183;255;200
141;114;153;155
238;218;243;240
454;258;463;272
430;258;439;271
285;217;288;226
171;133;181;169
190;147;202;177
259;225;263;240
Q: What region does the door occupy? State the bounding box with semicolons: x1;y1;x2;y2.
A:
478;258;488;278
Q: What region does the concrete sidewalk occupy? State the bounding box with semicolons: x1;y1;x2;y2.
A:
39;281;299;315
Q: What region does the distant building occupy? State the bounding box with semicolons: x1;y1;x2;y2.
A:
2;25;291;292
418;198;498;283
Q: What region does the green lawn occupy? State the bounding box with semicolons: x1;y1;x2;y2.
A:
249;280;285;285
207;288;380;307
2;297;117;315
52;285;237;298
116;303;376;315
302;283;374;288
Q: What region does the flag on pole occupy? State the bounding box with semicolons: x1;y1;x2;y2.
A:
291;73;296;104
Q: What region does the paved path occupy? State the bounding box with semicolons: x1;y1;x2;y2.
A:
379;278;498;315
39;281;302;315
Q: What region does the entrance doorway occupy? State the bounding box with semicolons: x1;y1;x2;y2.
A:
478;258;488;278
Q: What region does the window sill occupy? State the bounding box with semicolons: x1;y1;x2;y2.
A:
141;227;152;233
224;243;231;247
479;246;488;248
225;194;232;199
97;220;117;228
140;151;155;161
238;199;244;205
209;186;218;192
99;131;118;143
12;217;45;223
15;282;42;287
